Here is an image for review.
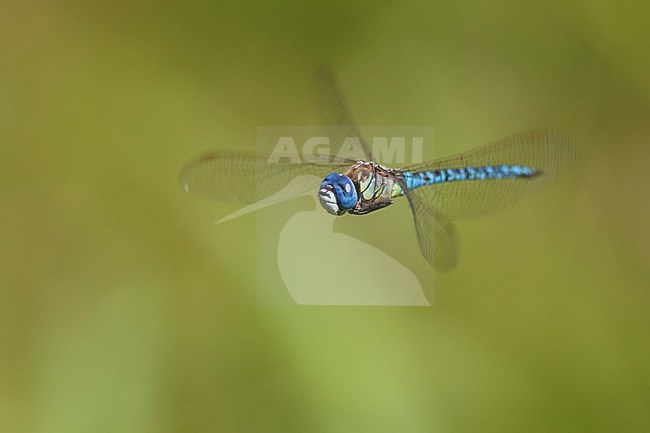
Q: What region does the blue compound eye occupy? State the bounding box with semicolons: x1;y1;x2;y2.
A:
319;173;358;215
335;176;357;208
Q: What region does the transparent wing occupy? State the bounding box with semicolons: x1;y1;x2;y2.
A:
399;180;458;271
402;129;576;218
179;150;353;204
315;66;376;161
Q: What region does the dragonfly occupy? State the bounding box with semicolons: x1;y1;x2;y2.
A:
180;69;575;270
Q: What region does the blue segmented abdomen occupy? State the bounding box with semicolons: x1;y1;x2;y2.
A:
398;165;538;192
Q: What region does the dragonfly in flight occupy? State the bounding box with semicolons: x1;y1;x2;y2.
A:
180;69;575;270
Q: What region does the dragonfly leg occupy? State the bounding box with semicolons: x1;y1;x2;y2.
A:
348;201;393;215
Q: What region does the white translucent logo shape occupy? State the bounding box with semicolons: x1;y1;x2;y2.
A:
216;175;429;306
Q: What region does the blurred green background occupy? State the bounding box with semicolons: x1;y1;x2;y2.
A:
1;1;649;432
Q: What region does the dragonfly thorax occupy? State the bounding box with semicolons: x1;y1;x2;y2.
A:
319;173;358;216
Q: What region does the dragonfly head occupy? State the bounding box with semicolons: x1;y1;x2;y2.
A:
319;173;358;215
